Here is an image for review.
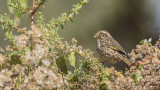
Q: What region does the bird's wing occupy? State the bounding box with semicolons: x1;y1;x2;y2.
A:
108;38;127;56
109;46;126;55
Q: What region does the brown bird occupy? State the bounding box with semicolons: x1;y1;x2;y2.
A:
94;30;131;66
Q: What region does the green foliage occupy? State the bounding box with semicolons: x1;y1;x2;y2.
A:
99;83;108;90
138;64;143;70
68;52;76;68
1;0;100;89
8;0;28;17
67;60;84;82
140;38;152;46
56;55;68;74
132;72;143;84
14;73;23;90
0;13;24;45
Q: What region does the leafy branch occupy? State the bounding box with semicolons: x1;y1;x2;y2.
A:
49;0;89;29
8;0;29;17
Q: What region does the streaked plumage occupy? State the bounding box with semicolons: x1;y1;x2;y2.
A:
94;30;131;66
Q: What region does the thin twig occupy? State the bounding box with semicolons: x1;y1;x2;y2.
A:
1;20;25;33
31;0;35;25
51;12;74;28
30;1;44;25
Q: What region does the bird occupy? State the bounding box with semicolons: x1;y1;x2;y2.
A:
94;30;131;66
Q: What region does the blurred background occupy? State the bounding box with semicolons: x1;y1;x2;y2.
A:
0;0;159;67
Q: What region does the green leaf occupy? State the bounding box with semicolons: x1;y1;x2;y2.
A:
25;47;30;52
14;73;23;89
56;55;68;74
61;24;64;29
133;73;143;84
69;17;74;23
68;52;76;68
102;76;110;81
27;66;31;76
77;60;82;70
99;83;108;90
148;42;152;47
138;64;143;70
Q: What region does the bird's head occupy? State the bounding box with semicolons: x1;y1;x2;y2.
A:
94;30;112;39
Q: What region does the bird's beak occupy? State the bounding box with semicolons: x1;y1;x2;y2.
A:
94;34;98;38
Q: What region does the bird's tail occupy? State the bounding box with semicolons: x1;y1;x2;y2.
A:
122;58;131;66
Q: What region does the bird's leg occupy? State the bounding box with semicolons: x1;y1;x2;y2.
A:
117;61;119;71
102;60;107;64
